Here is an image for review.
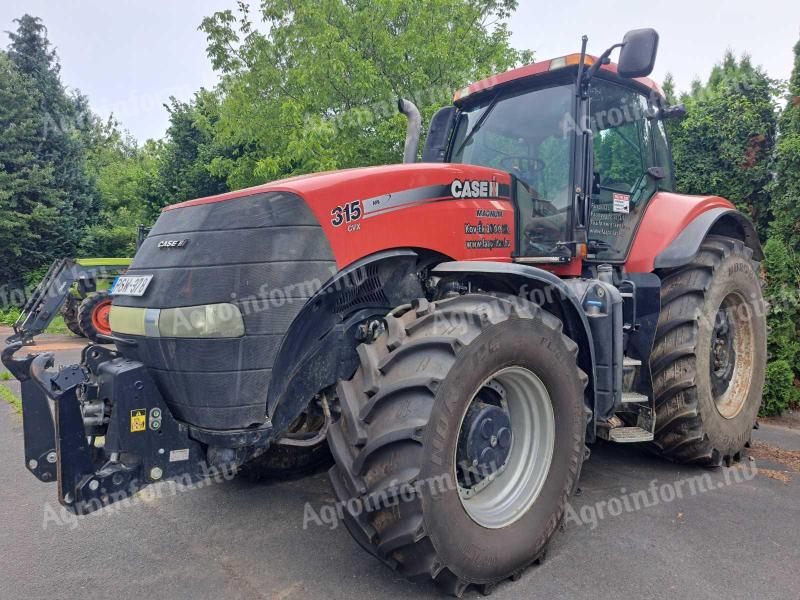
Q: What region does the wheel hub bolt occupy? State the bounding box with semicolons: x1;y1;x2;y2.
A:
480;447;497;468
497;427;512;449
490;435;498;448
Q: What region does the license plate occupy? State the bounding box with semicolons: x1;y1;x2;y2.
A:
111;275;153;297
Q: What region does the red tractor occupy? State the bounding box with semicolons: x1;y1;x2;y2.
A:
4;29;766;596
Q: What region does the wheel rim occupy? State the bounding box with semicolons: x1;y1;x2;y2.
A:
92;300;113;336
454;366;555;529
710;291;754;419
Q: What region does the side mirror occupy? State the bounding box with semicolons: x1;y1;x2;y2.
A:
422;106;457;162
617;28;659;78
660;103;687;120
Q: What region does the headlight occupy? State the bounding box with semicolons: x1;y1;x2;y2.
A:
159;304;244;338
109;303;244;338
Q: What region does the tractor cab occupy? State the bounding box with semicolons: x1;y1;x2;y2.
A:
429;29;679;265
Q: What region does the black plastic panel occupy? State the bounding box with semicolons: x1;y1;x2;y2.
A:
113;192;336;430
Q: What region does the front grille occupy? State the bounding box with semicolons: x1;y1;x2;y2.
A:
334;264;388;313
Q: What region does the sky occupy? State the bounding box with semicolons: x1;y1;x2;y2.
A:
1;0;799;142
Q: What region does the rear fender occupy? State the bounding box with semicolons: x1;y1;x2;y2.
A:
654;208;763;269
625;193;762;272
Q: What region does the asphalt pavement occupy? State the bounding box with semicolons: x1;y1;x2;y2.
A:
1;331;798;600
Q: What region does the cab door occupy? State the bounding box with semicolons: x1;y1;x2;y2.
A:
587;79;671;262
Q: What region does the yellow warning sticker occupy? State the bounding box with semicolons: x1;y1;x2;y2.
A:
130;409;147;433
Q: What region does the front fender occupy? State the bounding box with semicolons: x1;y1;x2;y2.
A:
431;261;598;440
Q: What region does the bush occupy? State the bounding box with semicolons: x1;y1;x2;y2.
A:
77;224;138;258
762;360;799;416
761;237;800;415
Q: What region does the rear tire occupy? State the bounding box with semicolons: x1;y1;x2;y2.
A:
77;291;113;344
649;235;766;466
328;294;587;596
61;295;85;337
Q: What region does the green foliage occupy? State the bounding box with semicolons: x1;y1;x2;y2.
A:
762;238;800;364
77;225;138;257
665;49;800;415
761;36;800;414
200;0;532;188
147;91;229;216
763;361;798;416
6;15;100;265
0;50;60;288
2;5;533;292
770;37;800;252
0;307;22;327
666;53;779;235
80;119;164;255
761;237;800;415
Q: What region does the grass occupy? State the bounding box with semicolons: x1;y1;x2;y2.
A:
0;384;21;414
45;315;69;335
0;308;70;336
0;372;11;381
0;307;21;327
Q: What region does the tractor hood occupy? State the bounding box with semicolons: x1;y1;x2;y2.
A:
165;163;515;268
111;162;515;430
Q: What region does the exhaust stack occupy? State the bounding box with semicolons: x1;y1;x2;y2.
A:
398;98;421;163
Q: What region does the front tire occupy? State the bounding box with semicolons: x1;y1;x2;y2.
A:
61;295;85;337
328;294;587;596
77;291;113;343
649;235;766;465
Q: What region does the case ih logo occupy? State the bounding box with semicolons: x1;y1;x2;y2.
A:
157;239;189;249
450;178;500;199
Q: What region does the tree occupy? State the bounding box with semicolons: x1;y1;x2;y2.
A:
762;36;800;414
200;0;532;189
770;37;800;251
666;53;779;236
78;118;163;256
151;90;229;215
5;15;100;269
0;50;61;289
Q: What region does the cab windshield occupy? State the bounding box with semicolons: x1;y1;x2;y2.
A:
450;84;575;256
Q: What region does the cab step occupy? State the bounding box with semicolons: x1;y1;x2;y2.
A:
607;426;654;443
623;356;642;368
621;391;648;404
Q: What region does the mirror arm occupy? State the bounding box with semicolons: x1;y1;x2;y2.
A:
575;35;589;97
581;43;623;88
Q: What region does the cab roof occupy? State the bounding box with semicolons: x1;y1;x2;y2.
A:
454;54;664;104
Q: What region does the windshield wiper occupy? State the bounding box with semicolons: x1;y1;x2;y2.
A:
452;92;502;159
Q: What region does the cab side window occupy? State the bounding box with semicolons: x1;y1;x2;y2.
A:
588;80;657;261
653;119;675;192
